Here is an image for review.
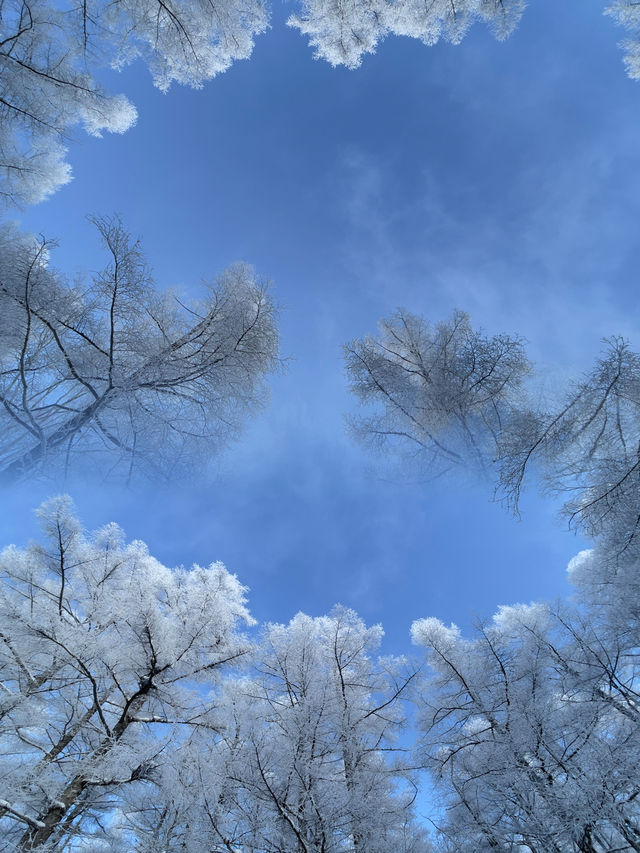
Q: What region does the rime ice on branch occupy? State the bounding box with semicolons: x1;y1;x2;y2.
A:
0;216;279;482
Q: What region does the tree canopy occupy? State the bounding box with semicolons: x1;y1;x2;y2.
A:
3;306;640;849
345;308;640;848
0;498;430;851
345;309;530;476
0;495;254;850
0;216;279;482
2;0;640;848
1;0;637;206
346;311;640;550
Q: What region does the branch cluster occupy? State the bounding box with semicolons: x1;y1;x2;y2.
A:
0;499;430;852
0;216;279;482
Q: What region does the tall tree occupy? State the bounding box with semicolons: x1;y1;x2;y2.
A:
0;216;279;481
346;312;640;550
208;608;430;852
411;593;640;853
344;309;530;476
0;0;267;206
0;495;253;850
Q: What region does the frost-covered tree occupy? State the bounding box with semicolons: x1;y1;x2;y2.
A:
345;309;530;476
0;0;267;206
411;591;640;853
606;0;640;80
497;337;640;548
0;495;254;851
288;0;524;70
3;0;639;206
0;216;279;482
346;313;640;553
208;608;430;852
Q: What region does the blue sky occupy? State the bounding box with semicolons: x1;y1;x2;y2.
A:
3;0;639;665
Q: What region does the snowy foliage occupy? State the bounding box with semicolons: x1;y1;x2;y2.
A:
606;0;640;80
0;512;432;851
3;0;520;204
0;216;279;482
410;617;461;652
0;496;253;850
3;0;639;206
0;0;265;206
412;579;640;852
3;471;640;850
348;313;640;556
288;0;525;69
201;609;431;852
351;311;640;848
497;337;640;547
345;309;530;475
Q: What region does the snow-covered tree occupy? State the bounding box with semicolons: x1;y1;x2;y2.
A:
497;337;640;548
0;216;279;482
411;575;640;852
0;0;267;206
209;608;431;852
0;495;254;850
347;313;640;551
345;309;530;476
606;0;640;80
288;0;524;70
411;609;639;852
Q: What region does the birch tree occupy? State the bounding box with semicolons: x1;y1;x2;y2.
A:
0;216;279;482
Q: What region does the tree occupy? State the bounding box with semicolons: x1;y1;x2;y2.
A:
0;215;279;482
346;312;640;552
207;608;431;852
3;0;639;206
411;594;640;852
606;1;640;80
287;0;524;70
497;337;640;549
0;0;267;206
344;309;530;477
0;495;254;851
